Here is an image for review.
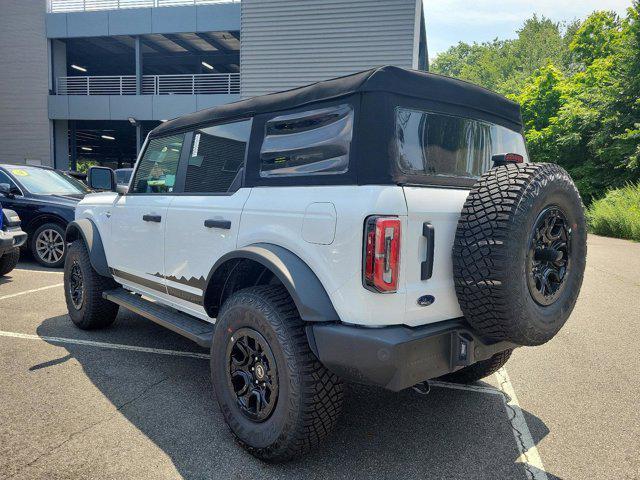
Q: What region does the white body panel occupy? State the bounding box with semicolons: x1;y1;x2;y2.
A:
76;183;468;328
163;189;251;319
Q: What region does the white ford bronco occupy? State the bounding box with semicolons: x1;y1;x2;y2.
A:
64;66;587;461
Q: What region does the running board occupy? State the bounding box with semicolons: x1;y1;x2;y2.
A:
103;288;214;348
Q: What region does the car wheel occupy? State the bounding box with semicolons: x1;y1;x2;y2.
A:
211;285;344;462
0;248;20;276
64;240;119;330
31;223;66;268
453;163;587;346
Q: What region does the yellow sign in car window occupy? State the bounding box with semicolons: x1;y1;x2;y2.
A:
11;169;29;176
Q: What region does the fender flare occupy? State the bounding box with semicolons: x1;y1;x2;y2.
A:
205;243;340;323
65;219;111;278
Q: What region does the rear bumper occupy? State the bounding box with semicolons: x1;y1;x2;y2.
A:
0;229;27;256
307;319;516;392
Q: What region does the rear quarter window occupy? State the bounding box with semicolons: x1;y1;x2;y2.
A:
259;104;354;177
395;108;528;181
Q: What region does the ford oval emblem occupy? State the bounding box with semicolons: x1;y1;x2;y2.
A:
417;295;435;307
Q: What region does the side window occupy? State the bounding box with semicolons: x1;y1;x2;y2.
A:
259;104;353;177
0;171;20;194
184;119;252;193
131;134;184;194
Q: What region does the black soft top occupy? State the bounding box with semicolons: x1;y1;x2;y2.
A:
150;66;522;139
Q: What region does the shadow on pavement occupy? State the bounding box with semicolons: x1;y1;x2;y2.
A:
36;315;551;480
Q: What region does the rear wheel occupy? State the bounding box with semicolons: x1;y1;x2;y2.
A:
0;248;20;276
64;240;119;329
211;285;344;462
31;223;66;268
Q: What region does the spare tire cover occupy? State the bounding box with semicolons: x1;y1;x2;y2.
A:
453;163;587;346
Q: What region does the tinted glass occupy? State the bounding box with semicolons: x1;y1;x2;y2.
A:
131;134;184;194
395;108;528;179
184;119;252;193
0;171;19;192
260;104;353;177
3;167;89;195
115;169;133;185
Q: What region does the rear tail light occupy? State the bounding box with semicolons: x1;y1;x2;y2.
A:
363;216;401;293
492;153;524;167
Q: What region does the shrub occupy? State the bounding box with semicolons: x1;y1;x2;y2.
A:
587;183;640;241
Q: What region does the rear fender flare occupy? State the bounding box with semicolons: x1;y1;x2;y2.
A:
205;243;339;323
65;219;111;277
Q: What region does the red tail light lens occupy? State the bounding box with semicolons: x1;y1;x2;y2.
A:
363;216;401;293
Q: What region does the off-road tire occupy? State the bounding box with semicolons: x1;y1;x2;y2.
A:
453;163;587;346
0;248;20;276
439;349;513;384
64;240;119;329
31;222;66;268
211;285;344;462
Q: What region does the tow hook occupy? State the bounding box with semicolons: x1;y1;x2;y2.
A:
412;381;431;395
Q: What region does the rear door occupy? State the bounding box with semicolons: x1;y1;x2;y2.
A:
163;119;252;319
395;108;529;326
108;133;185;298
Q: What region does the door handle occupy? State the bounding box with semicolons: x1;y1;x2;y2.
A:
421;222;435;280
204;219;231;230
143;214;162;223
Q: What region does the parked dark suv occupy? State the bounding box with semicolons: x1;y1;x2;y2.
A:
0;165;90;267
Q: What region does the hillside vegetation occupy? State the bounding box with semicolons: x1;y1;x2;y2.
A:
432;3;640;205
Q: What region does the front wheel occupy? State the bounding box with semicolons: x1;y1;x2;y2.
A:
0;248;20;276
211;285;344;462
64;240;119;330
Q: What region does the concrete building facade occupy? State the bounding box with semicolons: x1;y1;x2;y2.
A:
0;0;427;170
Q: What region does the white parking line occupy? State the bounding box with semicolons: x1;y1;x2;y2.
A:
0;283;64;300
0;330;210;359
495;367;548;480
14;268;64;275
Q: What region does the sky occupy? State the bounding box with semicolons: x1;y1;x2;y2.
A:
423;0;634;59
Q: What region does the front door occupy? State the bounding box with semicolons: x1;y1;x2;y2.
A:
108;133;185;299
164;119;252;319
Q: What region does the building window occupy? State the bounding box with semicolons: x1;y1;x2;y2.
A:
131;134;184;194
184;119;252;194
259;104;353;177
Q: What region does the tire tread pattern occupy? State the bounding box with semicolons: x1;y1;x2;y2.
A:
0;248;20;276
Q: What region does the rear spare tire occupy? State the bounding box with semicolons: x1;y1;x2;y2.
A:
453;163;586;346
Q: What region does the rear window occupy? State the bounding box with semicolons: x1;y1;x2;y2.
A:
395;108;528;180
259;104;353;177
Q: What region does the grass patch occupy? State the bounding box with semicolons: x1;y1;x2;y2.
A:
587;183;640;242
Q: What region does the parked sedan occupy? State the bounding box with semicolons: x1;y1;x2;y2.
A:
0;165;91;267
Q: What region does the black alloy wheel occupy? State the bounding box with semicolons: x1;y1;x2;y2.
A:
526;206;571;306
227;328;279;422
68;260;85;310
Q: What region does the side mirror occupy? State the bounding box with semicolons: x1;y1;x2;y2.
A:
116;184;129;195
0;183;13;198
87;166;116;192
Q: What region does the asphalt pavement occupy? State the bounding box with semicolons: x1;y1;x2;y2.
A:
0;234;638;480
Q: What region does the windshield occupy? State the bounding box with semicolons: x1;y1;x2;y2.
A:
8;167;90;195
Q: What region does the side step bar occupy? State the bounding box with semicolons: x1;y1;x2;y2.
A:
103;288;214;348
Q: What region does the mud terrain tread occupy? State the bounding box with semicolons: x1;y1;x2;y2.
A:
453;163;586;345
214;285;344;462
64;240;119;330
0;248;20;276
439;349;513;384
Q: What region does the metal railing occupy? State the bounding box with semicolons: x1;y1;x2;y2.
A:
48;0;239;13
57;73;240;95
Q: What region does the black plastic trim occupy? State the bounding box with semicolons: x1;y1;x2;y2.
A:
205;243;339;322
308;319;516;391
65;219;111;278
204;219;231;230
421;222;435;280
